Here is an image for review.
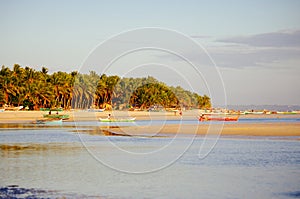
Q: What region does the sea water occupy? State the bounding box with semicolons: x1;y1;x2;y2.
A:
0;124;299;199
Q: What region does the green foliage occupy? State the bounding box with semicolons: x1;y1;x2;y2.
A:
0;65;76;110
0;65;211;110
112;76;159;109
129;83;179;110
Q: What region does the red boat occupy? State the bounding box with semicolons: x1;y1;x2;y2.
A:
198;116;238;122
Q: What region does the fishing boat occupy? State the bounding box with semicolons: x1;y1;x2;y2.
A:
4;106;23;111
198;116;238;122
88;108;105;112
99;117;136;122
40;108;63;112
43;114;70;120
277;111;297;114
35;119;63;125
244;111;264;115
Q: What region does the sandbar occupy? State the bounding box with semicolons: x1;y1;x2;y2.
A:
0;110;299;137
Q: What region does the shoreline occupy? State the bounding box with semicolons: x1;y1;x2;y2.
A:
1;110;299;121
0;110;299;137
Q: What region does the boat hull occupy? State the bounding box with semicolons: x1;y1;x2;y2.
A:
99;118;136;122
36;119;63;125
88;109;105;112
43;114;69;120
199;116;238;122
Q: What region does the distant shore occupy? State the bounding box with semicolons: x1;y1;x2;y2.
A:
0;110;299;137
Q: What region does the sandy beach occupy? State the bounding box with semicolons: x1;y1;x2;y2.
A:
1;109;299;121
0;110;299;137
105;123;300;137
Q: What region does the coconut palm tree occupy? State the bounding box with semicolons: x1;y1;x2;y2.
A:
0;65;211;110
0;66;15;105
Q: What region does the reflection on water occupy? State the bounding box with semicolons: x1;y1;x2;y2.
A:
0;143;82;158
0;123;300;198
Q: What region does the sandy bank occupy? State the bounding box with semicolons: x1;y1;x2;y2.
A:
0;110;299;137
103;123;300;137
0;110;299;122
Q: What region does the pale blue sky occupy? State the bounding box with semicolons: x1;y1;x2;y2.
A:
1;0;300;105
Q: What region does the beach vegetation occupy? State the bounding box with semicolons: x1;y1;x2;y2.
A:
0;65;211;110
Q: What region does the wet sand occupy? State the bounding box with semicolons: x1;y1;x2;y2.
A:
103;123;300;137
0;110;299;137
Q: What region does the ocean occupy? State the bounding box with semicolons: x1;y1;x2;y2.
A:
0;122;299;199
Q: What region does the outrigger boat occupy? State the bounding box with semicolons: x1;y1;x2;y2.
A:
88;108;105;112
99;117;136;122
35;118;63;125
4;106;23;111
40;108;63;112
277;111;297;114
43;114;69;120
198;115;238;122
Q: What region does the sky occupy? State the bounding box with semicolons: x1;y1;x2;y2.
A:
1;0;300;105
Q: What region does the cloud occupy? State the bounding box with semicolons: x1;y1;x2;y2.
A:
154;44;300;69
216;30;300;47
210;46;300;68
153;30;300;69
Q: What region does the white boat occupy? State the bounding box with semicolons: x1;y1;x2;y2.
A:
4;106;23;111
88;108;105;112
277;111;297;114
244;111;264;115
99;117;136;122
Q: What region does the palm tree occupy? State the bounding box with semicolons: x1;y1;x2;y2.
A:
0;65;211;110
0;66;15;105
129;83;179;110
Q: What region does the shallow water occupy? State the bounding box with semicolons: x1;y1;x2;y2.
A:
76;117;300;126
0;125;300;198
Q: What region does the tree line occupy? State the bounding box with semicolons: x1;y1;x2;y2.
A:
0;65;211;110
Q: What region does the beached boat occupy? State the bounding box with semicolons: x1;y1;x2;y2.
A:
43;114;70;120
4;106;23;111
40;108;63;112
88;108;105;112
99;117;136;122
198;116;238;122
244;111;264;115
36;119;63;125
277;111;297;114
199;112;230;116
